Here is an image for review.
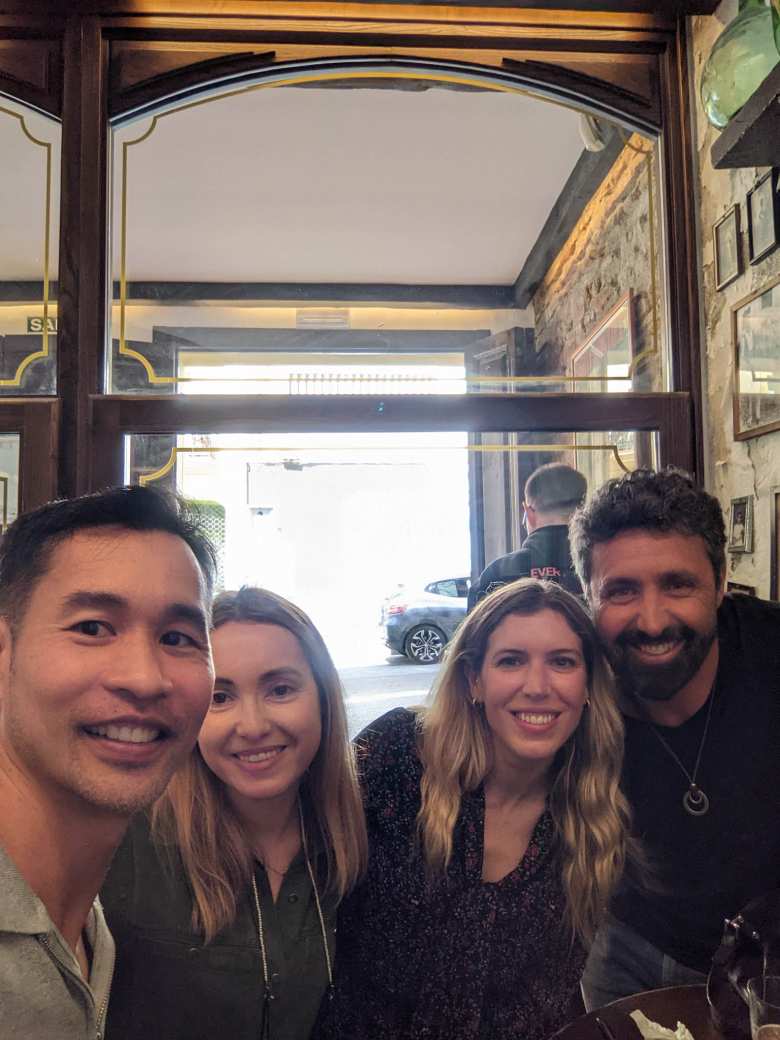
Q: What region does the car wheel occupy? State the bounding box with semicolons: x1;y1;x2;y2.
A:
405;625;446;664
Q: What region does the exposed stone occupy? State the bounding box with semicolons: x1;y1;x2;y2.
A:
691;1;780;597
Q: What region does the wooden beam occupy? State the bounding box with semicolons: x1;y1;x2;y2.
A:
513;128;624;308
57;15;108;497
4;2;716;18
0;281;516;307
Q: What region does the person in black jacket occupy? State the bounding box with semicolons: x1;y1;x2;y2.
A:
468;462;587;610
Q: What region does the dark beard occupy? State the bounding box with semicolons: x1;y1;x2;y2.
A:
607;622;717;703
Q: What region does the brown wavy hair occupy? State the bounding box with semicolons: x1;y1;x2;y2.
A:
152;586;367;941
417;578;635;944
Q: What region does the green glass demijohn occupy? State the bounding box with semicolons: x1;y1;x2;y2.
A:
700;0;779;130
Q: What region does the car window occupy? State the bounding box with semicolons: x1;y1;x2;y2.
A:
432;579;459;598
455;578;470;597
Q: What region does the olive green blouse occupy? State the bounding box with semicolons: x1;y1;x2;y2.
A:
101;815;335;1040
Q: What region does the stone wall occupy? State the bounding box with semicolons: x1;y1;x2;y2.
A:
690;1;780;598
531;133;663;391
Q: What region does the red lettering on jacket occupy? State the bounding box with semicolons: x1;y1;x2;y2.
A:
530;566;562;578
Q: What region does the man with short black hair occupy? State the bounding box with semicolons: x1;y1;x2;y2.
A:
468;462;586;609
0;486;216;1038
570;468;780;1007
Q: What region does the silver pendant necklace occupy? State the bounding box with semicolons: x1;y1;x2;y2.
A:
250;797;334;1040
648;686;716;817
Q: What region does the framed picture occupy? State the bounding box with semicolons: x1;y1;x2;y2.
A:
732;273;780;440
728;495;753;553
747;169;779;265
726;581;756;596
771;487;780;602
713;204;742;290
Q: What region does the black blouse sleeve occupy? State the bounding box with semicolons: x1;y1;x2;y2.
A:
353;707;422;817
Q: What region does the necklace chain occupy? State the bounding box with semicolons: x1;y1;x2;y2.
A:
648;686;716;817
250;797;334;1039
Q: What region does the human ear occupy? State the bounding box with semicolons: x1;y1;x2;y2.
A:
465;666;481;704
0;618;13;705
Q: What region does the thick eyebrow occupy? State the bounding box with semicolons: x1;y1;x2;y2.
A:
60;591;208;639
61;591;127;614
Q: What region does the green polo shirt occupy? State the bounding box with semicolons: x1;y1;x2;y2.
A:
0;842;115;1039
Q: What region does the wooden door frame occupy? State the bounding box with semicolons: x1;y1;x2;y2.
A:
90;391;693;488
0;399;60;512
0;4;705;496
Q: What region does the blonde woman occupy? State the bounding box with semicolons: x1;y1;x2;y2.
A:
101;587;367;1040
315;578;634;1040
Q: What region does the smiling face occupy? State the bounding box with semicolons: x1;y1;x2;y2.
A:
471;608;588;774
198;622;322;816
589;530;722;704
0;528;214;818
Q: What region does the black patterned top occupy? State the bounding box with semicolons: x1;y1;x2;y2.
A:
314;707;585;1040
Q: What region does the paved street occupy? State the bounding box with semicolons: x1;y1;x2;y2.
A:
339;657;440;738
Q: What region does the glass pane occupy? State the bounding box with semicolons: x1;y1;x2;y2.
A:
125;428;656;735
0;434;21;530
0;99;59;395
108;73;667;397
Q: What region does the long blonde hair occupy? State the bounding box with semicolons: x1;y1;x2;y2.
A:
417;578;633;944
152;587;368;942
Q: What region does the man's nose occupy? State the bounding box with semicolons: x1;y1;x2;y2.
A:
105;634;173;701
635;590;670;636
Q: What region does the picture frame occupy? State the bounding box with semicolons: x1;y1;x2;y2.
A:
726;581;756;597
713;204;742;290
732;273;780;440
747;169;779;266
728;495;753;554
771;487;780;602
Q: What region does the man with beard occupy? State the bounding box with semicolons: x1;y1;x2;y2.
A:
569;468;780;1007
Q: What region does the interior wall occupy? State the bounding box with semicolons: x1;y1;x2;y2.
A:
689;1;780;599
530;133;662;389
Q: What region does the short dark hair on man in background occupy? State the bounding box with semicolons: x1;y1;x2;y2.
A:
569;467;727;590
525;462;587;514
0;485;217;626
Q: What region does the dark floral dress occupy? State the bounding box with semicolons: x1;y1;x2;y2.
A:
314;707;585;1040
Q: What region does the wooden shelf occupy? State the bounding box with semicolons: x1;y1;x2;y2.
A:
712;62;780;169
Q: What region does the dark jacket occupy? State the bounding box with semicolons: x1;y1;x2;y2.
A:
101;814;335;1040
468;524;581;610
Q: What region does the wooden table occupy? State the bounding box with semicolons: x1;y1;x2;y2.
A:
552;984;724;1039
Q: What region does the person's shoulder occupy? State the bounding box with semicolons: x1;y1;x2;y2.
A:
478;547;533;588
353;707;422;794
101;812;186;921
719;592;780;638
354;706;420;759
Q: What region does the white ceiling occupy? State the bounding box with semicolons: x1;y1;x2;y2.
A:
0;83;585;287
113;83;585;287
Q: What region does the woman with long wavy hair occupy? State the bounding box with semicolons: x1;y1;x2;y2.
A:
315;578;635;1040
101;587;367;1040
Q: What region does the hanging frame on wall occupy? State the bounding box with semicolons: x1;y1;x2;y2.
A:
727;494;754;553
732;272;780;440
713;204;742;291
747;168;779;266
